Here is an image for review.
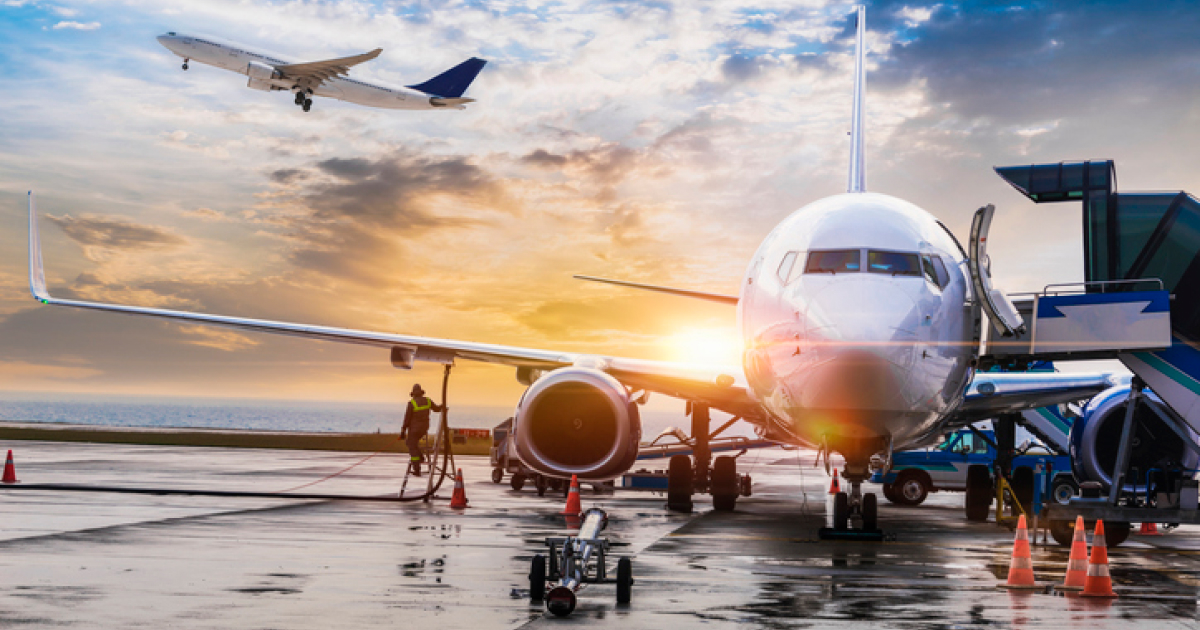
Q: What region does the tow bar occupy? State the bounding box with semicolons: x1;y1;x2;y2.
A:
529;508;633;616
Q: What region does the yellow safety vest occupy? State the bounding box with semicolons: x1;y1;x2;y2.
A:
411;398;432;412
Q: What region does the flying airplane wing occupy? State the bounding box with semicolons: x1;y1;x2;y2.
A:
274;48;382;87
26;193;762;420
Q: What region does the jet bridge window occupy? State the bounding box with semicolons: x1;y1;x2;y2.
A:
867;250;921;277
805;250;860;274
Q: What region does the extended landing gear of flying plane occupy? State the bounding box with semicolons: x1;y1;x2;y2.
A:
182;58;189;70
293;88;313;112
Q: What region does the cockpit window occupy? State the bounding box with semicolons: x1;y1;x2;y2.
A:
921;255;939;287
777;251;798;284
926;255;950;288
168;32;176;36
867;250;921;276
805;250;860;274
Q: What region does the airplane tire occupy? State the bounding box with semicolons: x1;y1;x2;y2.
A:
862;493;878;531
491;468;503;484
965;465;992;522
302;99;312;112
711;456;738;512
529;555;546;601
833;492;850;530
510;473;526;491
182;63;188;70
666;454;693;512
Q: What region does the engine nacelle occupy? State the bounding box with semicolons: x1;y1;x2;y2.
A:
512;367;641;481
246;61;282;82
1070;385;1198;492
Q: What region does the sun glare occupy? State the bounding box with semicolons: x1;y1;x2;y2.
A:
664;328;744;366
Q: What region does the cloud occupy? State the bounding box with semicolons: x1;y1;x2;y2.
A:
47;214;187;251
52;21;101;30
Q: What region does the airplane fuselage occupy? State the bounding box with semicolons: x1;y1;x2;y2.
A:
739;192;975;456
156;33;440;110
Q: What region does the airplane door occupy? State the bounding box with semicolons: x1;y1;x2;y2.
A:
968;204;1026;337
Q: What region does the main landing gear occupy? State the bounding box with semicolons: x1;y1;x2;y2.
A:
293;88;313;112
664;404;752;513
820;455;885;541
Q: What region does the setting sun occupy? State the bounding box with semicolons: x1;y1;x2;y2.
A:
663;327;744;366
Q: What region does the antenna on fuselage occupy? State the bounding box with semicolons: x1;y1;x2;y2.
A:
847;4;867;194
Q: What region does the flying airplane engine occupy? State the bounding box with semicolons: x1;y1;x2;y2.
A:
511;367;642;481
1070;385;1199;492
245;61;284;91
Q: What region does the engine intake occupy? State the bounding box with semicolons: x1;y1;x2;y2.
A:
1070;385;1198;492
512;367;640;481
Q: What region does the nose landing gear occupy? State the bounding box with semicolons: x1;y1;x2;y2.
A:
821;464;884;541
182;58;189;71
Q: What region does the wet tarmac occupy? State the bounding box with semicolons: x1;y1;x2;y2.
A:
2;441;1199;629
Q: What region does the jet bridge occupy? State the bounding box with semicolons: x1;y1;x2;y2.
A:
980;160;1200;435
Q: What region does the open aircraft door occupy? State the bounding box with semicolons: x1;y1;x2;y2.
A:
968;204;1026;338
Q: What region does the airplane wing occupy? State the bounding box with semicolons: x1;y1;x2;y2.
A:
949;371;1121;424
274;48;382;87
27;193;762;420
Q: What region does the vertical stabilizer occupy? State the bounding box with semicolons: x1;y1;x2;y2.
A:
847;5;867;193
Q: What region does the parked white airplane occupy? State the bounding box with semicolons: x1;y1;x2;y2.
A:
156;32;486;112
34;8;1113;531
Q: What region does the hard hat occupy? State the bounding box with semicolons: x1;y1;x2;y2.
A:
411;384;424;396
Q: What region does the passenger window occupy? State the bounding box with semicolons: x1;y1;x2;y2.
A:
777;252;797;284
868;251;921;276
805;250;860;274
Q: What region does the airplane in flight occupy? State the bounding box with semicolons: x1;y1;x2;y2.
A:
156;32;486;112
33;8;1118;532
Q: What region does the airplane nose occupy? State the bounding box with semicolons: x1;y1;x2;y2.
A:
797;279;920;411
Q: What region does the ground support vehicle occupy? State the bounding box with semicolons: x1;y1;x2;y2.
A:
528;508;632;617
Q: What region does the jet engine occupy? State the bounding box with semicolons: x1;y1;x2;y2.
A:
246;61;282;82
511;367;641;481
1070;385;1199;492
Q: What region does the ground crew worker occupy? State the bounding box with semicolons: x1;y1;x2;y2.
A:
401;384;443;476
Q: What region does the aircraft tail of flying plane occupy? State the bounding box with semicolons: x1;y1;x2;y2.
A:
407;57;488;98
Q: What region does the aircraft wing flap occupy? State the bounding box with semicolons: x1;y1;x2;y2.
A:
275;48;382;83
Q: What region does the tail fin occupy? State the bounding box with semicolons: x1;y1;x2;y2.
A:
407;57;487;98
847;5;866;193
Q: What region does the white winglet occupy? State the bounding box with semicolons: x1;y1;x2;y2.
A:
28;191;50;303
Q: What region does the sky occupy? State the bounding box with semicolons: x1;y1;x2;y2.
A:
0;0;1198;412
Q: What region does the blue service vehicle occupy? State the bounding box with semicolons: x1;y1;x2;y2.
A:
870;428;1077;507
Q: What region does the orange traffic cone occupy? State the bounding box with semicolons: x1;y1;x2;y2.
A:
1138;522;1161;536
2;450;17;484
448;468;469;509
1003;514;1040;589
561;475;582;516
828;468;840;494
1058;516;1089;591
1081;520;1118;598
